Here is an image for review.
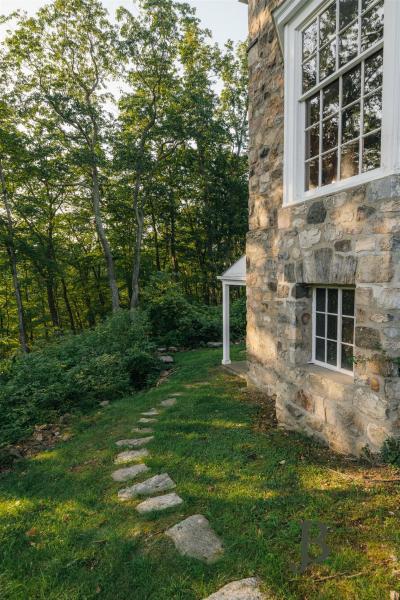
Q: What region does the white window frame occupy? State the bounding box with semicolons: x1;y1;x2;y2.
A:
274;0;400;206
312;286;355;375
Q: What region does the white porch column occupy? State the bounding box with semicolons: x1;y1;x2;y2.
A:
222;282;231;365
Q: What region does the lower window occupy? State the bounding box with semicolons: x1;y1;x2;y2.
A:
313;287;355;373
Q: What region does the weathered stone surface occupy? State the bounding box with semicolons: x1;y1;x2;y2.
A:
99;400;110;407
131;427;153;434
202;578;267;600
115;436;154;448
160;398;177;407
207;342;223;348
118;473;176;500
139;417;157;423
114;449;149;464
135;493;183;514
307;201;327;224
141;409;159;416
166;514;223;563
245;0;400;457
112;463;149;482
355;327;381;350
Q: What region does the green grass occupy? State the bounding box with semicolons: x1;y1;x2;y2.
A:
1;346;400;599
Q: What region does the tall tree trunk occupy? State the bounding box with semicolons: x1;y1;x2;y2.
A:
169;193;179;274
150;203;161;271
91;164;120;312
130;196;144;309
0;156;29;353
61;277;76;332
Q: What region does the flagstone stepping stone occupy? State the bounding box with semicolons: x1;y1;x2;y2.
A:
141;409;159;416
114;449;149;464
165;514;223;564
135;492;183;514
160;398;177;407
131;427;153;434
202;578;266;600
170;393;183;397
139;417;157;423
118;473;176;501
112;463;150;482
115;436;153;448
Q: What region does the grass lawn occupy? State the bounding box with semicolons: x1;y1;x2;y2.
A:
1;346;400;599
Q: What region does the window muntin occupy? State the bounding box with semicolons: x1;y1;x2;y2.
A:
313;287;355;373
302;0;384;192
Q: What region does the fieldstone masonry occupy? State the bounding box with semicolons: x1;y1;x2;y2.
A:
246;0;400;455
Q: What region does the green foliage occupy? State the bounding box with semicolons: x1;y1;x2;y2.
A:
142;273;246;347
0;310;160;447
380;436;400;466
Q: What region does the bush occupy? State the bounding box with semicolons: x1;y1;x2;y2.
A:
0;310;160;448
380;436;400;466
142;273;246;347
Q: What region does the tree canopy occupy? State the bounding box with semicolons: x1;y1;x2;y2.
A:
0;0;248;356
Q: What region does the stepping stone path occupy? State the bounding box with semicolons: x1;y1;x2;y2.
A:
136;492;183;514
114;449;149;464
202;578;266;600
139;417;156;424
166;514;224;564
160;398;176;408
141;409;159;416
118;473;176;501
115;436;154;448
112;464;150;482
131;427;153;434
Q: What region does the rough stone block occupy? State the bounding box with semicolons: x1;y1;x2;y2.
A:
166;515;224;564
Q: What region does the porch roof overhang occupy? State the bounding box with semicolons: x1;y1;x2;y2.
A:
217;255;246;286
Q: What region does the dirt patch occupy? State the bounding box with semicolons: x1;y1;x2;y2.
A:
241;387;278;432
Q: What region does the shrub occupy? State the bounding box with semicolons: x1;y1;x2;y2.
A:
380;436;400;466
142;273;246;348
0;310;160;448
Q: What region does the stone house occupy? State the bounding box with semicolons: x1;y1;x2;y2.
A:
244;0;400;455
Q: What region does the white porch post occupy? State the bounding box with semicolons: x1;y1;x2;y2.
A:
222;282;231;365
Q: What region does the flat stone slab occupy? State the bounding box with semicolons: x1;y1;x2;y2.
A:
170;393;183;397
160;355;174;363
136;492;183;514
165;514;223;563
131;427;153;434
114;449;149;464
202;578;266;600
141;409;159;416
160;398;177;407
138;417;157;423
112;463;150;482
118;473;176;501
115;436;154;448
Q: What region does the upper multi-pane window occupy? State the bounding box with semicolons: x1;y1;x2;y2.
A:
302;0;384;191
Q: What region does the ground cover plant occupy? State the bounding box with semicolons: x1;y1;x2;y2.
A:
1;346;400;599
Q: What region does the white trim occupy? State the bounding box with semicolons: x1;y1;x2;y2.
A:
222;283;231;365
311;286;355;376
279;0;400;206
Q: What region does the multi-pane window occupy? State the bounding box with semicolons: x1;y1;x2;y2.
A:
313;287;355;373
302;0;384;191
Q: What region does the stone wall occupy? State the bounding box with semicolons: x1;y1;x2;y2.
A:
246;0;400;455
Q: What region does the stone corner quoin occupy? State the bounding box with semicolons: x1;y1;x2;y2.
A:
245;0;400;456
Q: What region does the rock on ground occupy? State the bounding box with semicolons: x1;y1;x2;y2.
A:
160;398;177;408
118;473;176;500
159;355;174;364
114;449;149;464
115;436;153;448
99;400;110;407
202;578;266;600
141;409;159;416
111;464;150;482
165;514;223;564
131;427;153;434
138;418;157;424
135;493;183;514
207;342;223;348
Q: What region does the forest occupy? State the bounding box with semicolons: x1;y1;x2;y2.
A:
0;0;248;357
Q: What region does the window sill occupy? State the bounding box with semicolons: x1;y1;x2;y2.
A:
301;363;354;386
285;167;388;207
